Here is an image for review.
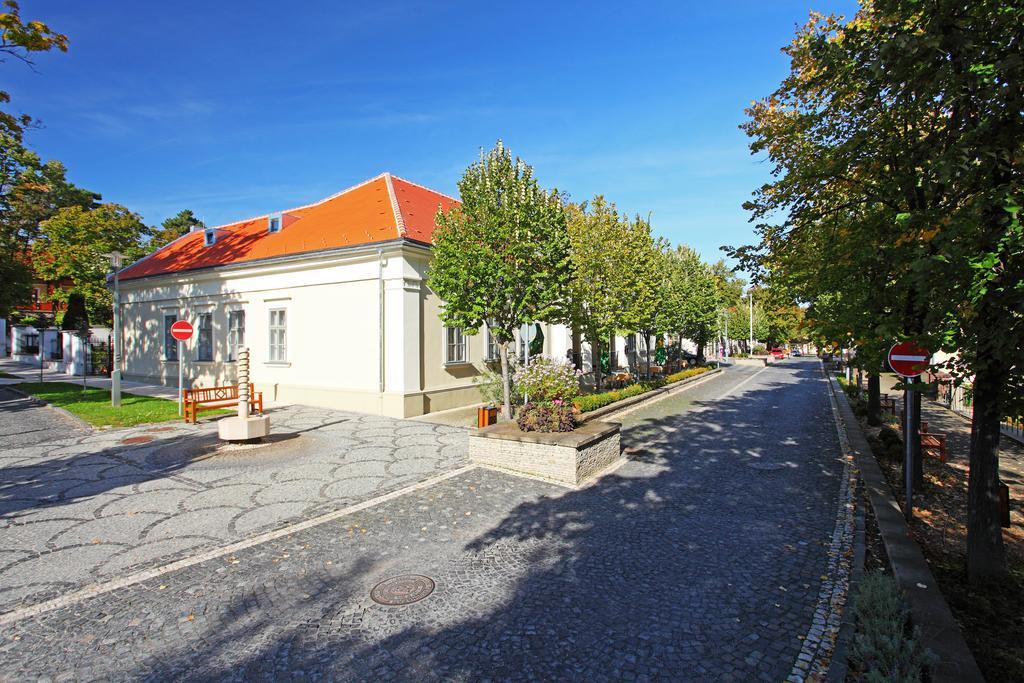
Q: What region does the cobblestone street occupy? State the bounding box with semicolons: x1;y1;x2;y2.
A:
0;360;852;681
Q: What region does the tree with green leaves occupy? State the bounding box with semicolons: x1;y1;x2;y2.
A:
734;1;1023;581
619;213;667;379
32;204;150;325
150;209;204;250
666;246;720;363
560;197;634;391
0;2;95;317
429;141;570;419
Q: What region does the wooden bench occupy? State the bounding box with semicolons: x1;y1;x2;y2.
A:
183;384;263;424
919;430;948;462
879;395;897;416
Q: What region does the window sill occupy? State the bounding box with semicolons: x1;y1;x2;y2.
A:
264;361;291;368
193;360;215;365
443;360;472;368
161;359;179;364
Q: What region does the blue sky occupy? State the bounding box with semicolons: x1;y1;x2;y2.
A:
7;1;855;265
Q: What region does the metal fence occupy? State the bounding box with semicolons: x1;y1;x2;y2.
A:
86;338;111;376
936;379;1023;444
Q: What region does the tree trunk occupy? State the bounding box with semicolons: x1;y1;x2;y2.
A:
592;336;603;393
867;373;881;426
643;331;652;380
967;356;1007;583
696;340;706;365
499;341;512;420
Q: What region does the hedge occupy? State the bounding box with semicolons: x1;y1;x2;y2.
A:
575;365;715;413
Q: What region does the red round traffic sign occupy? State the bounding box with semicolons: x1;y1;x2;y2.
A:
170;320;194;342
888;341;930;378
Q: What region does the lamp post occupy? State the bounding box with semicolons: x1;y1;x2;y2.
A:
748;289;754;353
107;251;123;407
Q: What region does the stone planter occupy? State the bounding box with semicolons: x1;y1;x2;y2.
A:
469;420;622;486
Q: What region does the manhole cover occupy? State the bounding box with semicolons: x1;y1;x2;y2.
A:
370;575;435;605
120;435;155;446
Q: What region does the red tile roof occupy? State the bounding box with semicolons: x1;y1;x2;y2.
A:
119;173;458;281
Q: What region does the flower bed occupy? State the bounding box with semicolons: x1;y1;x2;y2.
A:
575;365;715;413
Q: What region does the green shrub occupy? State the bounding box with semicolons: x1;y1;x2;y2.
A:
665;366;711;384
575;366;712;413
474;358;522;406
850;573;933;682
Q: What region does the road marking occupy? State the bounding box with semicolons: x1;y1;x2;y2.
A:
0;464;478;627
716;365;770;400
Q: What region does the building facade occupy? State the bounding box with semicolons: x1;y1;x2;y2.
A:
116;173;568;417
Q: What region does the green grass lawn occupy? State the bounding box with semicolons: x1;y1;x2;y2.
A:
0;371;20;379
14;381;229;428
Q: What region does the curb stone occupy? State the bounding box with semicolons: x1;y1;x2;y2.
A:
826;373;984;683
788;362;857;683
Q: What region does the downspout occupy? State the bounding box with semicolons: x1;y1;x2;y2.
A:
378;248;385;415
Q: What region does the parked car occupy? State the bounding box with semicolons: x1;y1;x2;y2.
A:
791;349;802;357
770;348;786;360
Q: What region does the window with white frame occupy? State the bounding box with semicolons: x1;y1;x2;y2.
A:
269;308;287;362
268;213;282;233
164;314;178;361
227;310;245;361
485;323;500;361
625;334;637;354
204;229;216;246
196;313;213;361
445;326;467;365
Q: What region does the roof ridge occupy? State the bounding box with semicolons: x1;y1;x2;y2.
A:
200;173;392;232
389;173;460;204
383;172;407;237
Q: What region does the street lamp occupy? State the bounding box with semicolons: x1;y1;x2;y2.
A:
748;289;754;353
106;251;123;407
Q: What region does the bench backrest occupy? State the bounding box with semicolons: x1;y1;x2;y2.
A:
186;385;242;403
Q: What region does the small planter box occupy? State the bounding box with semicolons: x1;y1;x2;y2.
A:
468;420;622;486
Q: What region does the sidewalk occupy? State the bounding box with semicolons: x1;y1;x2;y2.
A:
878;373;1024;531
0;358;239;404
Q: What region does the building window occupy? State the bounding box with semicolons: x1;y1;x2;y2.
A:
197;313;213;361
268;213;282;233
204;229;216;246
485;325;500;361
445;326;467;365
269;308;287;362
164;314;178;361
227;310;245;361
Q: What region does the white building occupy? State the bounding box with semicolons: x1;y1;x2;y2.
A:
116;173;567;417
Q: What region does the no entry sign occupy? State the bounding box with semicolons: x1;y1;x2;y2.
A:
170;320;194;342
888;341;930;378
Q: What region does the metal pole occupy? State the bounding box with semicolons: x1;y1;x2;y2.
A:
178;339;183;416
749;291;753;352
904;376;914;520
724;315;729;361
111;270;121;407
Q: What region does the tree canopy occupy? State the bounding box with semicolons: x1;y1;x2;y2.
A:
428;140;570;418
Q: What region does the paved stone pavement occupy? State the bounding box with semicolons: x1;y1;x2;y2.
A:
0;389;466;614
877;373;1024;533
0;359;852;681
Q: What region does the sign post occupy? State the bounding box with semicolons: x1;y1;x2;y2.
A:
519;322;537;404
170;320;194;416
888;341;930;521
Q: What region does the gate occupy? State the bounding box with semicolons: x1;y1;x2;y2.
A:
86;337;111;376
